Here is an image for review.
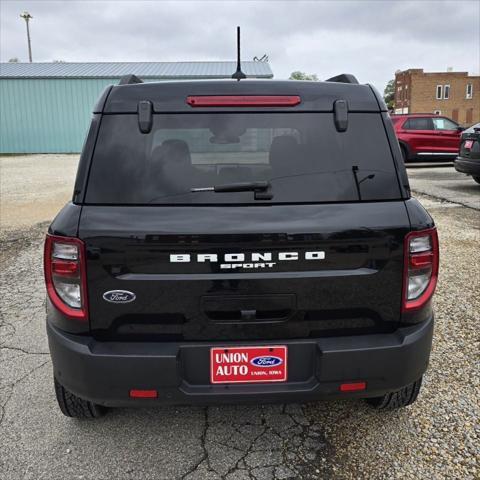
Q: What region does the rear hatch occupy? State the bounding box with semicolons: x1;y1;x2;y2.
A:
80;203;409;341
459;125;480;160
79;101;409;341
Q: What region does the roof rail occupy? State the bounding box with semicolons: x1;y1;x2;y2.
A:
118;74;143;85
390;112;444;115
326;73;359;84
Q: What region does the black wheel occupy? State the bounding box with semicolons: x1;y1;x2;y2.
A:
400;145;408;162
473;176;480;184
54;377;106;419
366;377;423;410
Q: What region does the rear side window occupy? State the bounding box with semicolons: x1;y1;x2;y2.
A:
432;117;458;131
85;113;401;204
403;117;434;130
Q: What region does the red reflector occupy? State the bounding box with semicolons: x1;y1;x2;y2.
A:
410;252;433;268
52;260;78;276
129;389;158;398
339;382;366;392
187;95;301;107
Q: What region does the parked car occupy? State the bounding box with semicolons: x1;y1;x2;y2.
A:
45;75;438;418
391;113;463;162
454;122;480;184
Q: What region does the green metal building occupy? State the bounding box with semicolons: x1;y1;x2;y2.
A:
0;62;273;154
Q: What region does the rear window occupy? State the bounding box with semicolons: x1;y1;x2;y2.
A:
85;113;401;204
403;117;434;130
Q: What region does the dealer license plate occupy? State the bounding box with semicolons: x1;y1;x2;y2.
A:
210;346;287;384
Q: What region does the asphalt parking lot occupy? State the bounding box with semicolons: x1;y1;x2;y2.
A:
406;162;480;210
1;155;479;480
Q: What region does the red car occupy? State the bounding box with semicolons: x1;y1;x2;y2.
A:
391;114;463;162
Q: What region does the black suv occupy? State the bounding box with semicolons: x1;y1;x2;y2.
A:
45;75;439;418
454;122;480;184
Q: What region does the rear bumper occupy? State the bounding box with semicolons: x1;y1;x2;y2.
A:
47;317;434;407
454;157;480;176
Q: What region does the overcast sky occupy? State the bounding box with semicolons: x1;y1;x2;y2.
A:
1;0;479;91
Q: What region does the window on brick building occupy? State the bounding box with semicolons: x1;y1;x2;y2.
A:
444;85;450;100
466;84;473;99
436;85;443;99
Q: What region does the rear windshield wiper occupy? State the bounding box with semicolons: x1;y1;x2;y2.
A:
191;181;273;200
352;166;375;201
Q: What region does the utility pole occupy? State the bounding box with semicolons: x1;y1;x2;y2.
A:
20;11;33;62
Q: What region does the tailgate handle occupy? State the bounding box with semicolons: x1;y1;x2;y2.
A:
205;308;291;323
241;309;257;321
202;294;296;324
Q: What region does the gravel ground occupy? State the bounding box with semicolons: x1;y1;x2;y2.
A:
0;156;479;479
0;155;78;232
307;200;479;479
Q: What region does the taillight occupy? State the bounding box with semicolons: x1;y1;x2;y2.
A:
186;95;301;107
44;235;88;321
403;228;439;311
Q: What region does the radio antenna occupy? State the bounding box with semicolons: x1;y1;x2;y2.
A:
231;26;247;81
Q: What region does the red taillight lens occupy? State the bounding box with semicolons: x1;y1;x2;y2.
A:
410;252;434;268
403;228;439;311
186;95;301;107
44;235;88;321
51;260;79;276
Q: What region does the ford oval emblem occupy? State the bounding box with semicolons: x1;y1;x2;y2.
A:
250;356;283;368
102;290;136;303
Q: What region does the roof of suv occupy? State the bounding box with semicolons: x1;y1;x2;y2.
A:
391;113;447;118
96;80;387;114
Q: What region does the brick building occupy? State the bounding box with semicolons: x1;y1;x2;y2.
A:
394;69;479;125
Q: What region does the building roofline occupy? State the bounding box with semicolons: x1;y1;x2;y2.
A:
395;68;478;78
0;61;274;79
1;60;269;65
0;75;274;80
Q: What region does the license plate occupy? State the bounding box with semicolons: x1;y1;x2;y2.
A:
210;346;287;384
464;140;474;149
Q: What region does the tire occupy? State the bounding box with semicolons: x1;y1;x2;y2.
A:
366;377;423;410
54;377;106;419
400;144;409;163
473;176;480;185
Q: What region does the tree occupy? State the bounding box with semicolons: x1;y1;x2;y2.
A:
8;57;19;62
384;79;395;110
289;71;318;81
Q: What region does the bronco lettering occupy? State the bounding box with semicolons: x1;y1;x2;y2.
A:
169;251;325;263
